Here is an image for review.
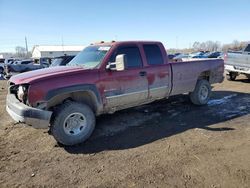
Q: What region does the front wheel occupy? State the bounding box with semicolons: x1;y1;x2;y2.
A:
189;79;211;105
226;72;237;81
51;102;95;146
245;74;250;80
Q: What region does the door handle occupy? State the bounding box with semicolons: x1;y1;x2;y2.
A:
139;71;147;77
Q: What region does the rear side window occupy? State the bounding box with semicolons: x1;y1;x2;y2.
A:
21;61;32;64
112;46;143;68
143;44;164;65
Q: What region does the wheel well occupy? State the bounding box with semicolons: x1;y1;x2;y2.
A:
47;91;98;113
198;71;210;81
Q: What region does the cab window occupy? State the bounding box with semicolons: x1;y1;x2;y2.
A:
143;44;164;65
111;46;143;69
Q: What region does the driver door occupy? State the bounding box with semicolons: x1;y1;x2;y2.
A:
100;45;148;111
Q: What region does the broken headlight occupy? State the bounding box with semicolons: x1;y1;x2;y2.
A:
17;84;29;104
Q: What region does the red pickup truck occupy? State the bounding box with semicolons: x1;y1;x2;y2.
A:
6;41;224;145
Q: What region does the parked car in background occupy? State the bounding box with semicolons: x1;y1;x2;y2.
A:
50;55;75;67
207;51;222;58
4;56;74;79
167;54;176;60
0;58;4;64
168;53;183;61
0;58;4;74
4;58;20;65
16;59;34;65
192;54;207;58
173;53;192;61
224;44;250;81
5;59;50;79
190;51;205;58
174;53;181;56
192;51;222;59
6;41;224;146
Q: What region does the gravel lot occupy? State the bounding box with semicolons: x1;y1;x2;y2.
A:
0;76;250;188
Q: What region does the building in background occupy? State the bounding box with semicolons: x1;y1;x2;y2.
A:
31;45;84;59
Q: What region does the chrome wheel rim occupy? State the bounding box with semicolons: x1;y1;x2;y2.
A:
63;113;87;136
199;85;209;101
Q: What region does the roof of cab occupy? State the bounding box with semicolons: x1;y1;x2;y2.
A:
91;40;162;46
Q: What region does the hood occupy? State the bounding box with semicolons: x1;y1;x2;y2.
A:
10;66;90;84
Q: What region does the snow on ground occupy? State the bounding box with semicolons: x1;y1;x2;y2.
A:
208;94;238;106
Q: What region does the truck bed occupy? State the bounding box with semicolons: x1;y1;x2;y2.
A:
170;59;224;96
225;52;250;68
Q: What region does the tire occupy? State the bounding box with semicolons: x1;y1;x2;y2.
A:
226;72;237;81
189;79;211;105
51;101;95;146
246;74;250;80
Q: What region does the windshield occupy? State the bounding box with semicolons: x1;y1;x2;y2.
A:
67;45;111;68
50;58;64;67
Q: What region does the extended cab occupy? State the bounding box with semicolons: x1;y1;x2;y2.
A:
6;41;224;145
224;44;250;81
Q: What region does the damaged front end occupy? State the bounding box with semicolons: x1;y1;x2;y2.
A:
6;82;52;129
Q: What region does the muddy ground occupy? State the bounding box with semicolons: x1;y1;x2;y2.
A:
0;76;250;188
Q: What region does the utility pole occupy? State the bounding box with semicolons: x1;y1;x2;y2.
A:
175;36;179;53
61;36;65;55
25;36;28;55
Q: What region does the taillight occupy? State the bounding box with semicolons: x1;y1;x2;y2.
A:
218;64;225;73
224;53;228;61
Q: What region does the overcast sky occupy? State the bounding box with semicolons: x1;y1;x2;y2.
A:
0;0;250;52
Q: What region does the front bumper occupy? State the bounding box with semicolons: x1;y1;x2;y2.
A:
6;94;52;129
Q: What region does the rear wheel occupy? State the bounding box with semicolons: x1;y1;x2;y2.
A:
189;79;211;105
226;72;237;81
51;101;95;146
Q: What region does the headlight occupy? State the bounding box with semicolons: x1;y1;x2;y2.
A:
17;85;29;103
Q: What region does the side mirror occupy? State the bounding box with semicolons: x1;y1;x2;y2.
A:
106;54;125;71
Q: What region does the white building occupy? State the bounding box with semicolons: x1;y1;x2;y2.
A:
32;45;85;59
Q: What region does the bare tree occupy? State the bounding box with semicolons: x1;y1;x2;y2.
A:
192;41;221;52
205;41;213;51
222;40;249;51
232;40;240;49
15;46;26;58
214;41;221;51
193;42;201;51
200;42;206;51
